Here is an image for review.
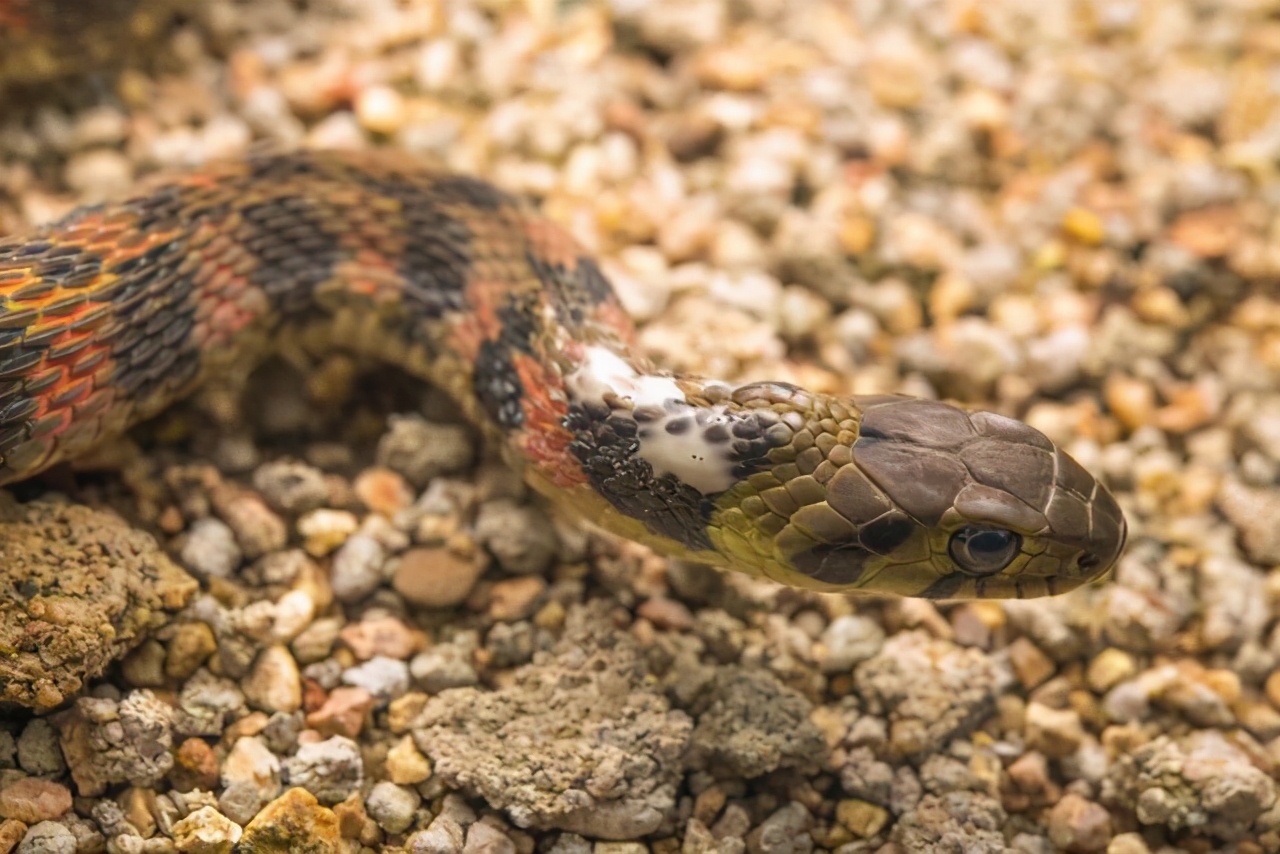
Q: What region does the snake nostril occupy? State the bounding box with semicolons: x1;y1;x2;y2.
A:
1077;553;1100;571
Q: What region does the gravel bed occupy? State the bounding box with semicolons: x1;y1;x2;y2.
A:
2;0;1280;852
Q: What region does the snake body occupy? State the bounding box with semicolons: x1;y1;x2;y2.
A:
0;151;1125;599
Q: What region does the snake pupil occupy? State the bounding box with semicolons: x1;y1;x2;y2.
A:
948;527;1021;576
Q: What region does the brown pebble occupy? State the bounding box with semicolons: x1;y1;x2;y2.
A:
1265;671;1280;710
0;820;25;853
1168;205;1241;259
170;738;220;793
1104;375;1156;433
0;777;72;824
692;787;727;825
1047;792;1112;853
339;616;427;661
393;546;486;608
636;596;695;631
223;711;270;743
1005;751;1059;804
332;792;372;842
165;621;218;680
1025;702;1085;758
353;467;414;517
836;799;889;838
488;576;547;621
305;686;375;739
1008;637;1056;689
385;735;433;786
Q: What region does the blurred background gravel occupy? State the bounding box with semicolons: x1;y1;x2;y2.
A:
2;1;1280;852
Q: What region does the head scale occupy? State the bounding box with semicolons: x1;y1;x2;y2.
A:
710;391;1126;599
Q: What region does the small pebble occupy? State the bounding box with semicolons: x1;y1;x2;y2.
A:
180;518;243;580
329;534;388;603
242;645;302;714
393;546;486;608
365;781;421;835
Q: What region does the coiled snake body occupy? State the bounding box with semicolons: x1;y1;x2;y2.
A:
0;151;1126;599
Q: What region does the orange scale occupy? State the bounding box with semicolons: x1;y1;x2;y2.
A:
71;387;114;419
46;375;95;409
66;303;115;333
27;408;71;439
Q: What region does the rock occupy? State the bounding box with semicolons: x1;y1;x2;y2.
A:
55;691;174;797
171;806;243;854
339;616;425;661
297;509;359;557
0;496;196;711
409;640;480;695
0;820;25;854
252;461;329;515
243;645;302;714
305;687;375;739
1047;793;1112;853
0;778;72;824
745;802;812;854
385;735;433;785
686;668;827;778
1025;702;1086;758
174;669;247;737
413;604;691;839
282;737;363;806
835;799;889;839
342;656;410;704
854;631;1003;758
15;821;75;854
329;533;387;603
487;577;546;622
1102;730;1278;841
15;720;63;777
377;416;475;487
165;622;219;680
1217;478;1280;565
209;482;288;558
405;814;464;854
817;616;885;674
171;738;221;793
473;500;558;576
238;788;341;854
353;467;414;517
394;546;486;609
219;737;282;826
364;781;421;834
180;518;243;580
891;792;1008;854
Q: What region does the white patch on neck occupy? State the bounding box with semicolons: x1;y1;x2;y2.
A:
567;345;739;495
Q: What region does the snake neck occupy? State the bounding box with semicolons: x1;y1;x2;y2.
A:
502;336;827;565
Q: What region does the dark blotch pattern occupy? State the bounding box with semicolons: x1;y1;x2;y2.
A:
240;197;346;315
380;184;476;322
473;340;526;430
791;542;869;585
918;572;967;600
859;513;917;555
566;403;714;552
429;175;517;210
526;252;615;326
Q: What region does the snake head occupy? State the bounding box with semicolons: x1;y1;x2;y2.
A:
709;388;1126;599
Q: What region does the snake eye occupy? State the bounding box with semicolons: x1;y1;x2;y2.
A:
948;527;1021;576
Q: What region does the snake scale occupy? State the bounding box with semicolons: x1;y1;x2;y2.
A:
0;150;1126;599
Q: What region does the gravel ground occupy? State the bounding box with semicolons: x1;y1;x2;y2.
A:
1;0;1280;852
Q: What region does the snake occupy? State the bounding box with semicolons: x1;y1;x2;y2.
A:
0;150;1126;599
